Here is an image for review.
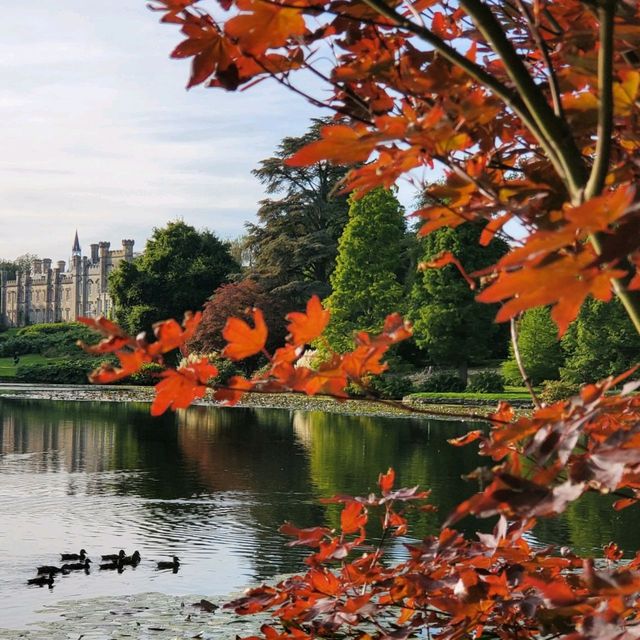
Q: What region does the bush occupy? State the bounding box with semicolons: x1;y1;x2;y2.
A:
129;362;166;386
15;358;104;384
539;379;580;404
367;374;415;399
418;372;466;393
0;322;98;358
466;370;504;393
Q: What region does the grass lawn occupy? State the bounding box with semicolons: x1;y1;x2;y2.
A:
0;354;63;378
408;386;536;402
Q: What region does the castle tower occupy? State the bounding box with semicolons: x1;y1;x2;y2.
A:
72;230;81;261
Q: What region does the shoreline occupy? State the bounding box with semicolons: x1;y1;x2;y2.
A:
0;383;511;420
0;590;274;640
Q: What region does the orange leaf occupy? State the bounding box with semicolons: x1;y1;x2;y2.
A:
214;375;254;405
341;501;367;534
419;251;476;290
225;0;306;55
448;430;483;447
286;124;378;166
286;295;330;346
379;468;395;494
222;308;268;360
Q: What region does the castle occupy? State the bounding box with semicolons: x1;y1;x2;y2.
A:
0;232;134;327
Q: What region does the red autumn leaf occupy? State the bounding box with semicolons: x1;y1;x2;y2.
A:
150;357;218;416
225;0;306;55
448;430;483;447
378;468;395;494
222;308;268;360
341;501;367;534
213;375;254;405
286;295;330;346
280;523;331;547
419;251;476;290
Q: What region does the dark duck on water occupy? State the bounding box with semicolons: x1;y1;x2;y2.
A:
60;549;88;561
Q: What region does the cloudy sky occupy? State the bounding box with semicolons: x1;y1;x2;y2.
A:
0;1;355;261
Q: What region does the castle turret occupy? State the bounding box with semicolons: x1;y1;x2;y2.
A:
72;230;81;259
122;239;134;260
57;260;65;272
42;258;52;273
31;259;42;275
90;244;99;263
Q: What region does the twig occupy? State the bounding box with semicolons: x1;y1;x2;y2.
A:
510;316;542;408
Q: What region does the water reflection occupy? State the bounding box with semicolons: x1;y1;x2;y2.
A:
0;398;637;629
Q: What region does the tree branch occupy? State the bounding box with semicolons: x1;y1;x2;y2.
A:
457;0;586;199
510;316;541;409
585;0;616;200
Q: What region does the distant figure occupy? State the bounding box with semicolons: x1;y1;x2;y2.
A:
13;354;19;366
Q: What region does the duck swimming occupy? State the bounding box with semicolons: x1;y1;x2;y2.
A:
101;550;126;562
99;561;124;572
60;549;87;561
61;559;92;572
28;574;54;587
121;550;141;566
156;556;180;571
36;565;68;575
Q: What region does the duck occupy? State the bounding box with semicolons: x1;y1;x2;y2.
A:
121;550;141;566
61;559;92;572
156;556;180;571
101;549;126;562
36;565;68;575
99;561;124;573
60;549;88;561
28;574;54;587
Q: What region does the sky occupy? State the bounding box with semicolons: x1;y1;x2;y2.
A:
0;1;363;261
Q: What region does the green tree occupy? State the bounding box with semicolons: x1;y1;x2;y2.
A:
324;189;405;352
245;119;351;309
109;221;238;335
409;223;508;381
502;307;563;385
561;298;640;384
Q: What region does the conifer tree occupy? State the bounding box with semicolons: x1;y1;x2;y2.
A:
502;306;563;385
324;189;405;352
409;223;508;381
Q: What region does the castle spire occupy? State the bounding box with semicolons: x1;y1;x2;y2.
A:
72;230;81;257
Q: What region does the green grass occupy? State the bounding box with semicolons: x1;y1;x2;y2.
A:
408;388;535;402
0;354;65;378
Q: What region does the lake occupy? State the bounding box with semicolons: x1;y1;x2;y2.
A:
0;397;635;628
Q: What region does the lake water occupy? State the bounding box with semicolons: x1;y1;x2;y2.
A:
0;398;636;628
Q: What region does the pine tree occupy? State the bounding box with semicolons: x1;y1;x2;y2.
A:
409;223;508;381
324;188;405;352
502;306;563;385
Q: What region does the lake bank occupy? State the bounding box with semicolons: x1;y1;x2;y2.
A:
0;382;530;420
0;589;270;639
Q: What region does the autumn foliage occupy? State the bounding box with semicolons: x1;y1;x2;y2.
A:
78;0;640;638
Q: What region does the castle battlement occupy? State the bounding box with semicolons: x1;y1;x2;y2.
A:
0;232;135;327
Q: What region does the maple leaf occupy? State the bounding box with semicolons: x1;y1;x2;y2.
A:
225;0;306;55
378;468;395;494
340;501;367;534
222;308;268;360
286;295;330;346
213;375;254;405
150;357;218;416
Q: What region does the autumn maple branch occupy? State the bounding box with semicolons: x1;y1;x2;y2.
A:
457;0;585;198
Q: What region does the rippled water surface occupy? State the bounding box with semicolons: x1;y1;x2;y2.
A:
0;398;636;628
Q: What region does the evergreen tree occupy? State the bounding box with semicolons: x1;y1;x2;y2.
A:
324;188;405;352
409;223;508;380
245;119;351;309
561;298;640;384
109;221;238;335
502;306;563;385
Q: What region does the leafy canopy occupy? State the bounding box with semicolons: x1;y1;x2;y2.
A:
109;220;238;334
